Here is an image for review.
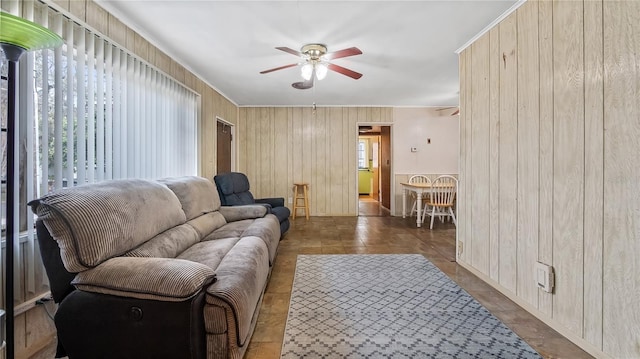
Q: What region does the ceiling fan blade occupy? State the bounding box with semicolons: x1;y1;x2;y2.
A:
323;47;362;60
276;46;302;57
260;63;298;74
327;63;363;80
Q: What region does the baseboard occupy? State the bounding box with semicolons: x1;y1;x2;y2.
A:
457;260;611;359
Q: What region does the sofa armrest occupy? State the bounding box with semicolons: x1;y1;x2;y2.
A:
218;205;268;222
255;197;285;208
72;257;216;302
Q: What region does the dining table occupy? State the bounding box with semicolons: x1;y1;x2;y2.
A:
400;182;454;228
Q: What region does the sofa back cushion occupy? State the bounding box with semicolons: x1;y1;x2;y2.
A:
186;212;228;240
213;172;255;206
29;179;186;272
160;176;221;220
124;224;200;259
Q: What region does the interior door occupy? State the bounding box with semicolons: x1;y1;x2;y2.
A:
371;137;380;201
216;121;232;174
380;126;391;209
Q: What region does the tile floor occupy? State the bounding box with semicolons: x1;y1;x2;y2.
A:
244;213;594;359
32;205;593;359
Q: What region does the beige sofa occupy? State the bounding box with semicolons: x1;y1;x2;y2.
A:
30;176;281;359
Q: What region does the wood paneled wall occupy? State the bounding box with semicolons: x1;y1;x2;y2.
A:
199;85;237;181
9;243;56;359
2;1;238;357
458;1;639;358
238;107;392;216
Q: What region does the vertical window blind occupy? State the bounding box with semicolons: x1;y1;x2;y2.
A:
0;0;199;306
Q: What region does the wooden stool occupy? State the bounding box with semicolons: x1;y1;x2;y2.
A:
292;183;309;220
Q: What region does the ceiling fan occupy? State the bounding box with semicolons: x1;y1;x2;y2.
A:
260;43;363;90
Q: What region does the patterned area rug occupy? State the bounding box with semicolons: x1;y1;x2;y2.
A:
281;254;541;358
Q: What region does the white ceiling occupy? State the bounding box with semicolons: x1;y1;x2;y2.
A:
95;0;518;107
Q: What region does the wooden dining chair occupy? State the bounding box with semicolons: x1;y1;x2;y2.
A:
408;175;431;217
421;175;457;229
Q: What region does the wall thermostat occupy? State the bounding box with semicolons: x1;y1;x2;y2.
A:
534;262;554;293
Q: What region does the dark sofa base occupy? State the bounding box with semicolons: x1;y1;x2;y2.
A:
55;291;207;359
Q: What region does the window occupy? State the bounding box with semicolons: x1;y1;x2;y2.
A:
0;2;199;305
358;139;369;169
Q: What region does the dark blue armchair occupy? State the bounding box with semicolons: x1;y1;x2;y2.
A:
214;172;290;236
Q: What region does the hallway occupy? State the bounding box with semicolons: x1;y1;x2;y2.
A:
358;195;390;217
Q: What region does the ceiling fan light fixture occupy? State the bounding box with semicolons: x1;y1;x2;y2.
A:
315;63;328;80
301;63;313;81
262;43;363;89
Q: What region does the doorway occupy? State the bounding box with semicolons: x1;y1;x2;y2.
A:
216;118;234;174
358;125;391;216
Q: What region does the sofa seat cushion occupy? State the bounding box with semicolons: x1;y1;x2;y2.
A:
72;257;216;301
204;237;270;347
205;219;254;241
205;215;280;264
177;238;239;271
29;179;186;272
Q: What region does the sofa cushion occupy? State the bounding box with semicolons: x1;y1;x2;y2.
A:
218;205;268;222
177;238;240;271
124;224;200;259
202;215;279;264
186;212;228;240
241;216;281;264
204;236;270;346
205;219;254;241
29;179;186;272
72;257;216;301
160;176;221;220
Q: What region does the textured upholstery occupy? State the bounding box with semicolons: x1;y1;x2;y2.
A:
241;217;281;264
32;176;281;359
205;236;270;347
218;205;268;222
214;172;255;206
160;176;221;220
186;212;228;239
29;179;186;272
178;238;240;272
73;257;216;301
205;219;255;241
125;224;200;258
214;172;290;235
